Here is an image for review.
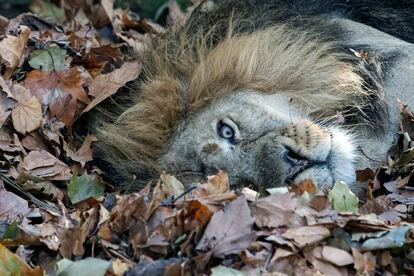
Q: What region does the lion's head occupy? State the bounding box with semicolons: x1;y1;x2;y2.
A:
95;18;384;191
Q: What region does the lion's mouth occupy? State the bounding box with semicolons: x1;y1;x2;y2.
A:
283;150;325;184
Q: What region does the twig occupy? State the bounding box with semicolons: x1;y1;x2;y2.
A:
0;173;61;214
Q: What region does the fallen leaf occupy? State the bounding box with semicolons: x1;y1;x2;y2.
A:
11;85;42;134
352;248;376;275
195;170;229;196
16;173;64;202
282;225;331;248
19;150;72;181
0;243;43;276
159;173;184;198
0;90;15;126
67;172;105;204
82;61;141;113
64;134;97;166
303;246;348;276
98;193;148;255
0;25;30;69
211;265;244;276
56;257;110;276
25;68;89;126
251;193;297;228
0;180;31;221
0;76;13;98
328;181;359;212
360;225;412;251
321;245;354;266
28;46;66;71
196;196;256;258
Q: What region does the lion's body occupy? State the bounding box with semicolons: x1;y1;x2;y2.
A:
95;0;414;192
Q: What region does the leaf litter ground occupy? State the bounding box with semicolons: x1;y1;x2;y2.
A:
0;1;413;275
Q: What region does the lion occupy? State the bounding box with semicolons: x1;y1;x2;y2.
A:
94;0;414;193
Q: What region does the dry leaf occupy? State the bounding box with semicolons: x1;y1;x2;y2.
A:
196;196;256;258
321;246;354;266
64;134;97;167
304;246;348;276
251;193;297;228
18;150;72;181
82;61;141;113
0;25;30;69
12;95;42;134
352;248;376;275
25;68;89;126
0;180;31;221
194;170;229;197
282;225;331;248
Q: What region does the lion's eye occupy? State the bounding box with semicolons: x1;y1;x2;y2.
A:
218;122;235;141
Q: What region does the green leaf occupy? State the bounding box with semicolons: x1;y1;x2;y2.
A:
67;173;105;204
328;181;358;213
29;46;66;71
0;243;43;275
57;257;110;276
211;265;245;276
1;221;21;241
360;225;412;251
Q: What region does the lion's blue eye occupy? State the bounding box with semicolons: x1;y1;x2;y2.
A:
218;122;235;141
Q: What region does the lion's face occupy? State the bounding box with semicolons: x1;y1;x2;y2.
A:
159;91;356;189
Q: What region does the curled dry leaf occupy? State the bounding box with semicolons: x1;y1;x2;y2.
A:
82;61;141;113
98;193;148;255
0;25;30;70
159;173;184;198
195;170;229;197
196;196;256;258
64;134;97;167
18;150;72;181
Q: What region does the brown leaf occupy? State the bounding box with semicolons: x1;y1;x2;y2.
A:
16;173;64;202
64;134;97;166
82;61;141;113
290;178;316;195
352;248;376;276
21;132;48;151
0;75;14;98
10;85;42;134
25;68;89;126
98;193;148;256
356;168;376;182
196;196;256;258
193;170;229;197
303;246;349;276
0;25;30;69
60;205;101;258
282;225;331;248
321;245;354;266
18;150;72;181
0;180;31;221
251;193;297;228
